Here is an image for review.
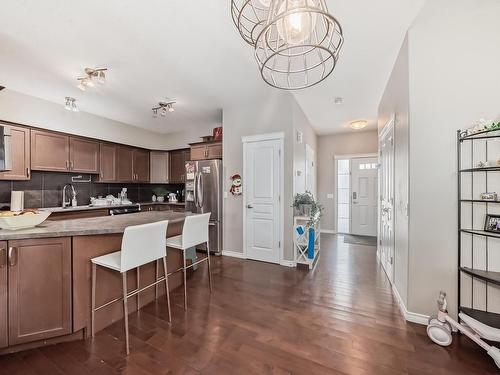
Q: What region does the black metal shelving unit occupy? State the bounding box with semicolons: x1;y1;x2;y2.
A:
458;127;500;329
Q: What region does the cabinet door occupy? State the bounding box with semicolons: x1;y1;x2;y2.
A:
169;150;186;183
0;125;30;180
206;143;222;159
99;143;117;182
116;146;134;182
0;242;7;348
150;151;169;183
70;137;100;173
190;145;206;161
8;237;72;345
133;149;150;182
31;130;70;171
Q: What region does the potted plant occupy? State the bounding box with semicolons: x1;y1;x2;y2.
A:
153;187;168;202
292;191;323;227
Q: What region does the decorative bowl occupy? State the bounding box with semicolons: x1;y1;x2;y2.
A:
0;211;51;230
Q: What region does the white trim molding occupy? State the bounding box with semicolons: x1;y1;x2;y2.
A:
320;229;336;234
392;284;429;326
241;132;285;143
222;250;246;259
280;260;295;267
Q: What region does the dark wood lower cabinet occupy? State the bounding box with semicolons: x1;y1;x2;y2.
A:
7;237;72;345
0;242;7;349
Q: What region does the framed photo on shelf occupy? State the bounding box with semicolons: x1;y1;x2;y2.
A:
484;214;500;233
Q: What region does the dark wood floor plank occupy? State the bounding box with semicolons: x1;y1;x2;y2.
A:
0;234;498;374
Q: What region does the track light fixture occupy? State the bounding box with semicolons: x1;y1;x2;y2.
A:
152;101;176;117
64;97;79;112
77;67;107;91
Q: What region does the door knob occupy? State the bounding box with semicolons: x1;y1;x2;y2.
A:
247;204;253;209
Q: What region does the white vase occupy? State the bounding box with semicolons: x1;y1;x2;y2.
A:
152;195;157;202
157;196;165;202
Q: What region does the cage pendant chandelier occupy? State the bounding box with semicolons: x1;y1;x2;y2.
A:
254;0;344;90
231;0;271;46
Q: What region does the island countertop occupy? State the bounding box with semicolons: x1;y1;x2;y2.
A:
0;211;190;240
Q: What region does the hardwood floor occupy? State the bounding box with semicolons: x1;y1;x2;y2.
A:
0;234;497;374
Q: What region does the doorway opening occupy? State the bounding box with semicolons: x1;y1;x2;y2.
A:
335;155;378;240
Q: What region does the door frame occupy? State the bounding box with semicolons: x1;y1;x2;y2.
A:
378;116;395;283
334;153;378;234
241;132;285;264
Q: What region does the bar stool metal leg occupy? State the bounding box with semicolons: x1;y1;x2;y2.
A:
206;241;212;293
162;257;171;322
155;260;159;299
91;263;97;337
122;272;130;355
183;250;187;310
136;267;140;311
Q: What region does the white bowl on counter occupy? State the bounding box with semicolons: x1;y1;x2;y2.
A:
0;211;52;230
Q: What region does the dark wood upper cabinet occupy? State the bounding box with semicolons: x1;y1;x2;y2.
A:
0;242;7;349
31;130;70;171
98;143;117;182
0;125;30;181
169;149;189;183
133;149;150;182
116;146;134;182
190;141;222;161
8;237;72;345
150;151;169;183
69;137;100;173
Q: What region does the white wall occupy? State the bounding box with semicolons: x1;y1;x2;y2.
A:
406;0;500;318
378;36;410;305
317;131;379;232
0;89;214;149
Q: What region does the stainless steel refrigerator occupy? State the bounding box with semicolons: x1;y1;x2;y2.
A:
185;159;222;255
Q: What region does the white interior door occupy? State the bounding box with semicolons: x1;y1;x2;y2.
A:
351;158;378;236
244;138;281;264
379;126;395;281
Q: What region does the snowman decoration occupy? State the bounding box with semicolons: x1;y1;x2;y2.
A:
230;174;242;196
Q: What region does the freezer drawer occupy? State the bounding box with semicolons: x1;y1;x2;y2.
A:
197;221;222;255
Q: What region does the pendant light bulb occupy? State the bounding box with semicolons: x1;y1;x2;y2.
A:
277;0;318;45
168;104;174;113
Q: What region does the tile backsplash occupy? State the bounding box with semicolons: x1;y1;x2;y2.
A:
0;171;184;209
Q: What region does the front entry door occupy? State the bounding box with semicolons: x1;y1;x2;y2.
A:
379;124;395;281
244;138;281;264
351;158;378;236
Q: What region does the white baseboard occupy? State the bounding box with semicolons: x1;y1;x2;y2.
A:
280;260;295;267
320;229;336;234
221;250;246;259
392;284;429;325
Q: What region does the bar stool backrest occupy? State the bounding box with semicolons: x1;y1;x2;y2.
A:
181;213;211;249
120;220;169;272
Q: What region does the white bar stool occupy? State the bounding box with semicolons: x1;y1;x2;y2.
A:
90;220;171;355
166;213;212;310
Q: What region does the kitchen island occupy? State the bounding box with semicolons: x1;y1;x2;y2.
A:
0;211;190;354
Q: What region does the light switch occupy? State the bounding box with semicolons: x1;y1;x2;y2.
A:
327;193;334;199
224;192;228;198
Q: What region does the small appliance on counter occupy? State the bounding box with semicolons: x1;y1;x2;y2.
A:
168;192;178;203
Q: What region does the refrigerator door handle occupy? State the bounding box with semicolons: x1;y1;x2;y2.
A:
198;171;204;209
193;171;199;208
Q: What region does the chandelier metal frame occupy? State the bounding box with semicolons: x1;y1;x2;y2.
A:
231;0;270;46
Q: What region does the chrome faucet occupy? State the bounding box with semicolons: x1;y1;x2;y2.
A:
62;184;76;208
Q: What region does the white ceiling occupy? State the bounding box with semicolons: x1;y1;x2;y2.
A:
0;0;424;135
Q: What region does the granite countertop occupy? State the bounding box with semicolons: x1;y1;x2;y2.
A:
0;211;190;240
41;201;186;213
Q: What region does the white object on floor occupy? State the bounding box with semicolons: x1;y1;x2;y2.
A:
427;291;500;369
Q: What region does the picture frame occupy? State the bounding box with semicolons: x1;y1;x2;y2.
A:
484;214;500;233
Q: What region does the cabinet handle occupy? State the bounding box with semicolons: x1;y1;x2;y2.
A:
65;160;69;169
26;168;30;178
0;247;6;268
8;247;17;267
71;161;74;170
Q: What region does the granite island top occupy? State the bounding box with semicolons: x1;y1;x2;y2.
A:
0;211;191;241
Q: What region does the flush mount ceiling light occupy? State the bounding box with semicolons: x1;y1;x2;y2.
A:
334;96;343;105
64;97;79;112
77;67;107;91
254;0;344;90
152;101;175;118
231;0;271;46
350;120;368;130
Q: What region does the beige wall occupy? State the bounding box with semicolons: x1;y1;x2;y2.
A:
407;0;500;318
0;89;214;149
317;131;379;232
378;35;410;305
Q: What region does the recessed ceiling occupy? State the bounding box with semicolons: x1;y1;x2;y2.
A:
0;0;424;135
